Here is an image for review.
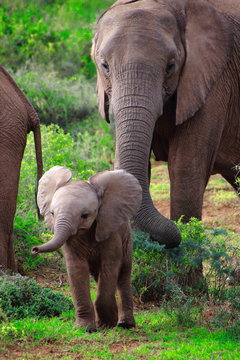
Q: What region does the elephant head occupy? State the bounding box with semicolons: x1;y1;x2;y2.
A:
32;166;142;253
92;0;233;247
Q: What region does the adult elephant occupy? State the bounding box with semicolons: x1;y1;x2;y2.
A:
0;66;43;272
92;0;240;248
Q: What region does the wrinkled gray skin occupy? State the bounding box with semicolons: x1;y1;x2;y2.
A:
92;0;240;248
32;166;142;331
0;66;43;272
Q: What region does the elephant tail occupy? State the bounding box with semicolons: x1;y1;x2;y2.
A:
30;112;43;220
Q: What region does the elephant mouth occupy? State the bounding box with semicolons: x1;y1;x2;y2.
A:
77;227;89;232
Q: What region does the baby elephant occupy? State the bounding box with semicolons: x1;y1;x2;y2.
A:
32;166;142;331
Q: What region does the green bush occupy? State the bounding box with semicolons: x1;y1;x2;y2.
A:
12;64;97;128
13;214;50;273
0;0;113;78
0;275;73;319
132;219;240;303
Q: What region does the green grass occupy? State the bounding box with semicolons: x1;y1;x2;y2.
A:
150;164;170;201
0;309;239;359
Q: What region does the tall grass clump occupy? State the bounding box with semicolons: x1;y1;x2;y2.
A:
12;64;97;128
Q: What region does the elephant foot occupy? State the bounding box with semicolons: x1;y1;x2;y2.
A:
95;300;118;328
74;319;97;333
96;318;118;329
117;317;136;329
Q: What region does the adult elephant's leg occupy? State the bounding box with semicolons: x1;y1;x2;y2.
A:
168;125;212;290
168;113;222;222
214;160;240;195
0;211;16;272
0;156;21;272
223;173;240;194
168;144;210;222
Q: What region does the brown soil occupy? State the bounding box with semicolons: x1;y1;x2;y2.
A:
151;163;240;233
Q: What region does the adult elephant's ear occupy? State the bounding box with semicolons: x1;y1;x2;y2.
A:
37;166;72;229
89;170;142;242
176;0;233;125
91;37;110;123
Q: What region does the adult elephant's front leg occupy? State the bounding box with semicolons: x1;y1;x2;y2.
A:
168;124;216;222
169;163;207;222
95;261;121;328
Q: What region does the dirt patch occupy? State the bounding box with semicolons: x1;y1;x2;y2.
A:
29;266;69;290
1;342;86;360
151;163;240;233
1;340;142;360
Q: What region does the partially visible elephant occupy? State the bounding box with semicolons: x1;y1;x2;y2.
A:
92;0;240;248
32;166;142;331
0;65;43;272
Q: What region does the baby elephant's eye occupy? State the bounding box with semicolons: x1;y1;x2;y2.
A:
50;211;54;215
81;212;89;219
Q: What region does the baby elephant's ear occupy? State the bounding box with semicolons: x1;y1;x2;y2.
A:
37;166;72;226
89;170;142;242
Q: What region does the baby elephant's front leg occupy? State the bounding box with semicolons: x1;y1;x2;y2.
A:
65;256;96;332
95;261;121;328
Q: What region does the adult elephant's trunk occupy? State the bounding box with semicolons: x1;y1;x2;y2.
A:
113;64;181;248
32;217;72;253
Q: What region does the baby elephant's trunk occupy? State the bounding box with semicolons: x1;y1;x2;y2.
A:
32;225;71;253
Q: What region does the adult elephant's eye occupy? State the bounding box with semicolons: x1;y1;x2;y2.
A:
81;212;89;219
166;60;175;75
101;61;109;72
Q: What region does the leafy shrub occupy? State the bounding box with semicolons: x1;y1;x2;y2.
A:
132;219;240;303
0;308;8;323
12;64;97;128
0;274;73;319
13;214;50;273
0;0;112;78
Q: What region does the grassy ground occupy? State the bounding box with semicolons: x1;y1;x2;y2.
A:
1;308;239;359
